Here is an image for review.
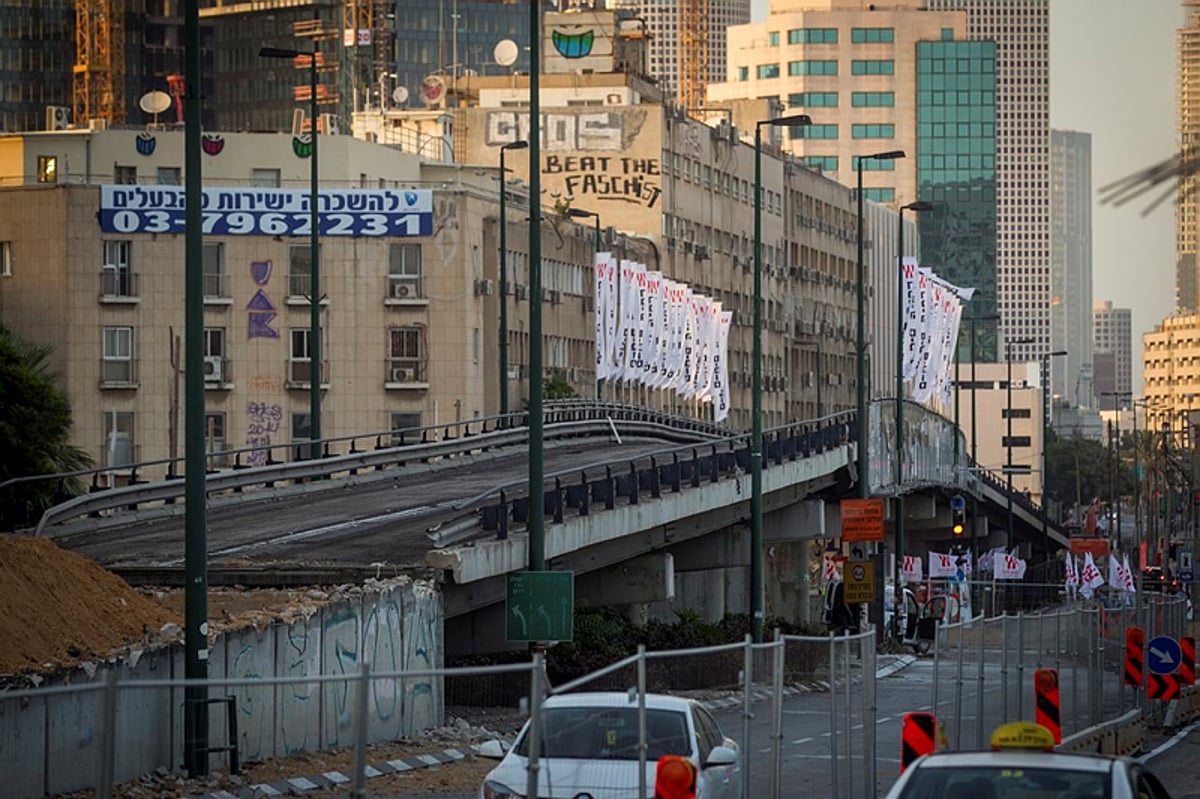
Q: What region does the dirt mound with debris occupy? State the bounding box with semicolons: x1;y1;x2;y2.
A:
0;535;180;675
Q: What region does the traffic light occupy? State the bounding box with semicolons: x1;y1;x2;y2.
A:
952;507;965;536
654;755;697;799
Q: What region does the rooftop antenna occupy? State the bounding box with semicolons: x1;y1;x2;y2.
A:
139;90;172;129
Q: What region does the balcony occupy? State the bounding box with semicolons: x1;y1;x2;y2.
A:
100;359;138;388
286;358;330;389
384;358;428;390
99;269;138;303
384;276;427;307
287;274;331;307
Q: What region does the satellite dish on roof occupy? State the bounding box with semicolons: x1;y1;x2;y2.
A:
392;86;409;106
494;38;519;68
139;90;171;116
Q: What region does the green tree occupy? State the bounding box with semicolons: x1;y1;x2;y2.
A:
1044;432;1135;516
0;325;91;529
543;370;579;401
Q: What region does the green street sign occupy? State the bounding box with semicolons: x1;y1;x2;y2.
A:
506;570;575;643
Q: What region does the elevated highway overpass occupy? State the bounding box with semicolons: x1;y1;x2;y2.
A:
14;400;1069;651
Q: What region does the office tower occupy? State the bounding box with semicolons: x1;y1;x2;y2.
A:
0;0;75;132
613;0;751;102
1050;129;1094;408
1179;0;1200;311
1094;300;1132;411
928;0;1051;372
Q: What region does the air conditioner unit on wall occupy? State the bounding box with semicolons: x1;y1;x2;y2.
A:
391;366;414;383
474;278;494;296
45;106;70;131
203;356;223;383
392;281;414;299
318;113;340;135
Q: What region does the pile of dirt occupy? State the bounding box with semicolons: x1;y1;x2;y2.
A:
0;535;181;675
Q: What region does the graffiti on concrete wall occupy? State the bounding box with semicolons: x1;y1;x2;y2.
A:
322;606;361;748
544;154;661;208
244;401;282;466
247;260;279;339
484;109;648;152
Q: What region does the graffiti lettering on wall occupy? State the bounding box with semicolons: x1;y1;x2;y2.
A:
248;375;284;392
485;109;648;152
245;401;282;466
248;260;279;339
545;154;661;208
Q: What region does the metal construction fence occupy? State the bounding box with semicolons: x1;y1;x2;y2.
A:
5;600;1181;799
930;593;1188;754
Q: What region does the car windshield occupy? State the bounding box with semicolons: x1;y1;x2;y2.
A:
897;765;1110;799
514;707;691;761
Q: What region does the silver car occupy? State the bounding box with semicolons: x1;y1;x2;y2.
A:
479;691;742;799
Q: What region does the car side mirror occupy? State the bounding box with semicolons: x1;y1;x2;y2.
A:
703;745;738;768
476;739;508;759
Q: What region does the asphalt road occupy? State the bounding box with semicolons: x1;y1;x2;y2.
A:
54;436;677;569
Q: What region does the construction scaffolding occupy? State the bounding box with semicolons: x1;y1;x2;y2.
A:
73;0;126;125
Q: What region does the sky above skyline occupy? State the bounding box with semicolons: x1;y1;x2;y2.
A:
750;0;1182;392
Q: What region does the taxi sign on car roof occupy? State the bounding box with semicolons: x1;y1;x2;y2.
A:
990;722;1056;751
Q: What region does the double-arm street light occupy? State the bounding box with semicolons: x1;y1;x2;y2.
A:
498;140;529;421
855;150;905;499
752;113;811;642
260;45;322;457
1005;337;1036;548
894;199;932;602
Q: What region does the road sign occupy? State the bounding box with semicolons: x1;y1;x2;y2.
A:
1147;635;1182;675
844;559;875;603
506;571;575;643
841;498;885;542
1180;548;1195;581
950;494;966;512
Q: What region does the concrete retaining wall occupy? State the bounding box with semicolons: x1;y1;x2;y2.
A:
0;578;443;799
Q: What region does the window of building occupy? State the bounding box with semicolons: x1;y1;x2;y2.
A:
852;124;895;139
767;31;779;47
37;156;57;184
851;60;894;75
788;92;838;108
800;156;838;172
1002;408;1032;418
757;63;780;79
289;244;320;297
860;188;896;202
205;412;227;466
291;412;313;460
389;412;423;444
789;124;838;140
157;167;181;185
102;326;134;383
251;168;281;187
290;328;314;382
738;66;749;81
788;60;837;76
203;327;226;383
852;92;895;107
388;243;423;299
114;165;137;185
787;28;837;44
202;242;226;297
101;240;134;298
851;27;894;43
103;411;135;468
1002;436;1032;447
388;326;425;383
851;156;896;171
0;241;11;277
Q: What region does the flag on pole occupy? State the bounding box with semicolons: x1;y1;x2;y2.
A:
593;253;611;382
823;553;838;583
961;550;973;578
995;553;1025;580
1064;552;1078;595
1122;554;1137;593
929;551;958;578
1108;554;1123;591
1079;551;1105;599
902;554;923;583
714;311;732;422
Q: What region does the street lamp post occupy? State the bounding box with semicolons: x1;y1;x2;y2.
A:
894;200;932;608
752;113;810;642
567;208;603;400
1103;390;1135;549
855;150;905;500
498;140;528;422
261;45;322;457
1006;337;1036;549
1040;350;1067;548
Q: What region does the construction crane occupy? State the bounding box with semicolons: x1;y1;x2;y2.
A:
676;0;709;111
73;0;125;126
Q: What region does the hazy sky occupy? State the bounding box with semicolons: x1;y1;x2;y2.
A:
750;0;1183;391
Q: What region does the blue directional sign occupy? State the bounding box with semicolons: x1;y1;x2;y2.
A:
1148;635;1182;675
1180;548;1195;582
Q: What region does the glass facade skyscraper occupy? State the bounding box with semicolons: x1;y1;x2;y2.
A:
0;0;73;133
915;39;998;361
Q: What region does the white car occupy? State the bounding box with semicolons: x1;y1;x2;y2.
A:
885;724;1173;799
479;691;742;799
